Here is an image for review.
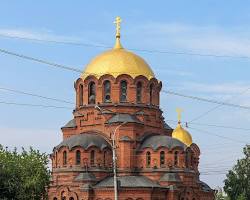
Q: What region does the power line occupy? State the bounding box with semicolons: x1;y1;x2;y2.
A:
163;90;250;110
190;122;250;131
188;127;248;144
0;47;165;76
2;47;250;112
0;101;73;109
1;33;250;60
0;86;74;104
2;84;250;134
0;48;82;73
166;119;250;131
188;87;250;123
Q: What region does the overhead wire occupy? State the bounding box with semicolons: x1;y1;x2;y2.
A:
1;33;250;60
162;90;250;110
188;127;248;144
0;48;82;73
1;47;250;145
1;46;250;112
166;119;250;131
188;87;250;123
0;101;73;109
1;85;250;133
0;86;74;104
1;34;248;180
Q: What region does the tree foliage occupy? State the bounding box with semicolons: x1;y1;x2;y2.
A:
224;145;250;200
0;145;50;200
215;187;229;200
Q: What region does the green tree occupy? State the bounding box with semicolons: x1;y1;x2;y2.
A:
0;145;50;200
215;187;225;200
224;145;250;200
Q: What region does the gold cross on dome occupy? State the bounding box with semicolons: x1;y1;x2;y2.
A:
114;16;122;38
176;108;183;123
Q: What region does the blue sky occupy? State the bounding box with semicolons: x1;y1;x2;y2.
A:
1;1;250;188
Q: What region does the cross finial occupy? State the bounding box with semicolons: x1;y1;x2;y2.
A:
176;108;183;124
114;16;122;38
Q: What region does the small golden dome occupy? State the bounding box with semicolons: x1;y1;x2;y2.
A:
81;17;155;80
172;123;193;146
172;108;193;146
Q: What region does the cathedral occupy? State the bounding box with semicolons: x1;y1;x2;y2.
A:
48;17;215;200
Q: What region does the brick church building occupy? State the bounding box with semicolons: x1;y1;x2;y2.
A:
48;17;215;200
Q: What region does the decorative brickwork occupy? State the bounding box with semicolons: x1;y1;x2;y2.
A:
48;73;215;200
48;19;214;199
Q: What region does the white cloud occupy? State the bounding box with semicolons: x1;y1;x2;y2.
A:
0;28;83;43
179;81;250;95
128;22;250;57
154;69;193;77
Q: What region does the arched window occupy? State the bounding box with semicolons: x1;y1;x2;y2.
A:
69;198;74;200
190;154;194;168
146;151;151;168
149;84;154;104
90;150;95;166
76;150;81;165
103;80;111;102
174;151;178;166
55;152;58;168
160;151;165;166
136;82;142;103
53;198;57;200
79;84;83;106
63;151;67;165
185;151;193;168
120;80;127;102
103;150;106;167
61;191;66;200
88;82;96;104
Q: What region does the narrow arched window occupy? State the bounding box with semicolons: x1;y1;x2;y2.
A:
120;80;127;102
69;197;74;200
185;151;189;168
146;151;151;168
90;150;95;166
160;151;165;166
88;82;96;104
76;150;81;165
79;84;83;106
136;82;142;103
186;151;192;168
174;151;178;166
103;80;111;102
63;151;67;165
103;150;106;167
55;152;58;168
190;154;194;168
149;84;154;104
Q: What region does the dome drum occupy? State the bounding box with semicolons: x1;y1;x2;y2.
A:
75;74;162;108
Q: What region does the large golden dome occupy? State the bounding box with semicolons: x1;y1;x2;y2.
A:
81;17;155;80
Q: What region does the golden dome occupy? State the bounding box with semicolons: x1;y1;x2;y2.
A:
172;123;193;146
172;108;193;146
81;17;155;80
